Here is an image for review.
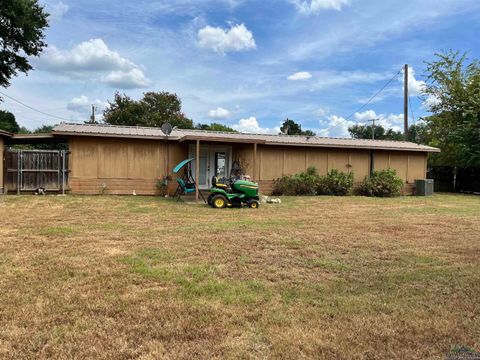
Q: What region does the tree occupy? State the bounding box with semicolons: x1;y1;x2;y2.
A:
407;122;431;145
103;91;194;129
422;50;480;167
0;110;19;132
0;0;49;89
33;124;53;133
195;123;237;132
103;93;145;126
280;118;316;136
348;124;404;141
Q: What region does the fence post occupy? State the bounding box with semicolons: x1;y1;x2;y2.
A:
62;150;66;195
17;151;21;195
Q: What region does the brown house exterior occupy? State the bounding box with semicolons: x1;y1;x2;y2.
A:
0;130;13;194
51;123;440;196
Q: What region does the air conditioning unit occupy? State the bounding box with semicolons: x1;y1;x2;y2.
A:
415;179;434;196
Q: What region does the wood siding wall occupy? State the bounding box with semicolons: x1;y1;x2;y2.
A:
0;137;4;193
233;145;428;194
69;137;187;195
69;137;428;196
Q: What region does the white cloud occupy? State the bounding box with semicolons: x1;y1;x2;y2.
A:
39;39;151;89
232;117;279;134
42;39;135;73
422;94;441;111
292;0;350;14
401;66;425;96
48;1;69;20
198;24;256;54
319;115;355;137
102;68;151;89
67;95;108;115
208;107;231;119
313;107;329;117
317;109;405;138
353;110;404;132
287;71;312;81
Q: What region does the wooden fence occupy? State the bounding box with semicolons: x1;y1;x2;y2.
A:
4;150;69;194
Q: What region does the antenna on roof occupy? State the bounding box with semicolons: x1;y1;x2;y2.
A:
161;123;173;136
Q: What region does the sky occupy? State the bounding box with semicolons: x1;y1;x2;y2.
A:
1;0;480;137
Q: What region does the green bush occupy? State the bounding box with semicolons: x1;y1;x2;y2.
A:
272;166;318;196
316;169;354;196
272;167;353;196
356;168;404;197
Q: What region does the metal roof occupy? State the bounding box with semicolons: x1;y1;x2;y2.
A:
52;123;440;153
11;133;55;140
0;129;13;138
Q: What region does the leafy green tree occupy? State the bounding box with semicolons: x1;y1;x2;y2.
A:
348;124;404;141
280;118;316;136
33;124;53;133
103;93;144;126
302;129;316;136
0;0;49;89
141;92;193;129
195;123;237;132
103;91;194;129
17;126;31;134
0;110;19;132
422;51;480;167
407;122;431;145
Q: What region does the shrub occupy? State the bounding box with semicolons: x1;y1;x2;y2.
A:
316;169;354;196
156;175;172;196
356;168;404;197
272;166;318;196
272;167;353;196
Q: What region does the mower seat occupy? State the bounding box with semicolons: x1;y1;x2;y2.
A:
212;176;229;189
177;178;195;194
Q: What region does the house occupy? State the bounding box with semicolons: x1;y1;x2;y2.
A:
0;129;13;194
48;123;439;197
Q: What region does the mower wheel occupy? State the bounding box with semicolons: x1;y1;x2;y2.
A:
211;194;228;209
249;200;260;209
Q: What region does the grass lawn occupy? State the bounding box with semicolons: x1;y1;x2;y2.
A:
0;194;479;359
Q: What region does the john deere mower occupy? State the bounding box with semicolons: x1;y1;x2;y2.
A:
207;176;260;209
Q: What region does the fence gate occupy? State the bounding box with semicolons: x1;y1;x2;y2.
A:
4;150;69;194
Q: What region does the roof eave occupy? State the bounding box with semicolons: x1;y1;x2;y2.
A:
264;141;441;153
0;129;13;138
12;133;55;140
178;135;266;144
52;131;180;141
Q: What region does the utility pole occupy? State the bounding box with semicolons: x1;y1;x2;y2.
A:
404;64;409;140
367;118;377;140
90;105;96;124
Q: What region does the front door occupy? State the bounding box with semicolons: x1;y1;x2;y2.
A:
189;145;231;189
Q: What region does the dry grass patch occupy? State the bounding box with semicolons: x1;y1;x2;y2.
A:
0;194;479;359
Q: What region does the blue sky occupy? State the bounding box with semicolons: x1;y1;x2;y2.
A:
2;0;480;136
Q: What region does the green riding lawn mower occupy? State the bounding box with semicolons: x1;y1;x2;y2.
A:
207;176;260;209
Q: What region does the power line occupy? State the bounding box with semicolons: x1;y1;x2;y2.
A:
408;95;415;125
408;95;418;143
318;68;403;134
0;89;82;123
